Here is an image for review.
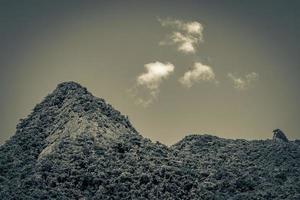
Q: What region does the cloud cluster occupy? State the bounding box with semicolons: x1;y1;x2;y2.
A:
179;62;216;88
132;62;175;107
130;17;260;107
158;18;204;54
227;72;259;90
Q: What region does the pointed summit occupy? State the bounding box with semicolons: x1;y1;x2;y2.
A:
50;81;89;98
6;81;137;160
56;81;85;89
32;81;135;133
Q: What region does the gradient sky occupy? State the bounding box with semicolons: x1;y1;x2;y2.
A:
1;0;300;145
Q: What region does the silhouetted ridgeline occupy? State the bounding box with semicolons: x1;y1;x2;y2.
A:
0;82;299;199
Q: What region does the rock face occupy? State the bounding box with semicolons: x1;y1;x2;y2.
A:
273;129;289;142
0;82;300;200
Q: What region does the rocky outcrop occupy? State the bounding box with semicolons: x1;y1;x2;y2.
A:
273;129;289;142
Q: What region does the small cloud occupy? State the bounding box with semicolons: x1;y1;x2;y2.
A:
158;18;204;54
130;61;175;107
137;61;175;90
185;21;203;35
228;72;259;90
245;72;259;82
158;18;203;35
179;62;216;88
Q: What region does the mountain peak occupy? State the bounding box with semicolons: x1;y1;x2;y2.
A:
56;81;86;90
32;81;135;131
11;81;137;159
50;81;88;100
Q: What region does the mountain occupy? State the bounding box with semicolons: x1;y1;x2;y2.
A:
0;81;299;200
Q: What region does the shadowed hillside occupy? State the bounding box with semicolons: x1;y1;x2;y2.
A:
0;82;299;199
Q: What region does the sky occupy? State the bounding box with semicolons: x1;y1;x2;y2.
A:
0;0;300;145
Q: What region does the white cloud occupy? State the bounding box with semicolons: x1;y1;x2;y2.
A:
131;61;175;107
185;21;203;35
228;72;259;90
137;62;175;90
158;18;204;54
170;32;199;53
179;62;216;88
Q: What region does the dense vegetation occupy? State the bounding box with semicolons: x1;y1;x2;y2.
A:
1;82;299;199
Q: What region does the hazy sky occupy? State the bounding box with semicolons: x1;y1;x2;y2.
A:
1;0;300;145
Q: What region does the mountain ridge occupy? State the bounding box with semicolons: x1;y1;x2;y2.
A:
0;81;299;199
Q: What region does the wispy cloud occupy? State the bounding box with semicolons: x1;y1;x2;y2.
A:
158;18;204;54
228;72;259;90
158;18;203;35
130;61;175;107
179;62;216;88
